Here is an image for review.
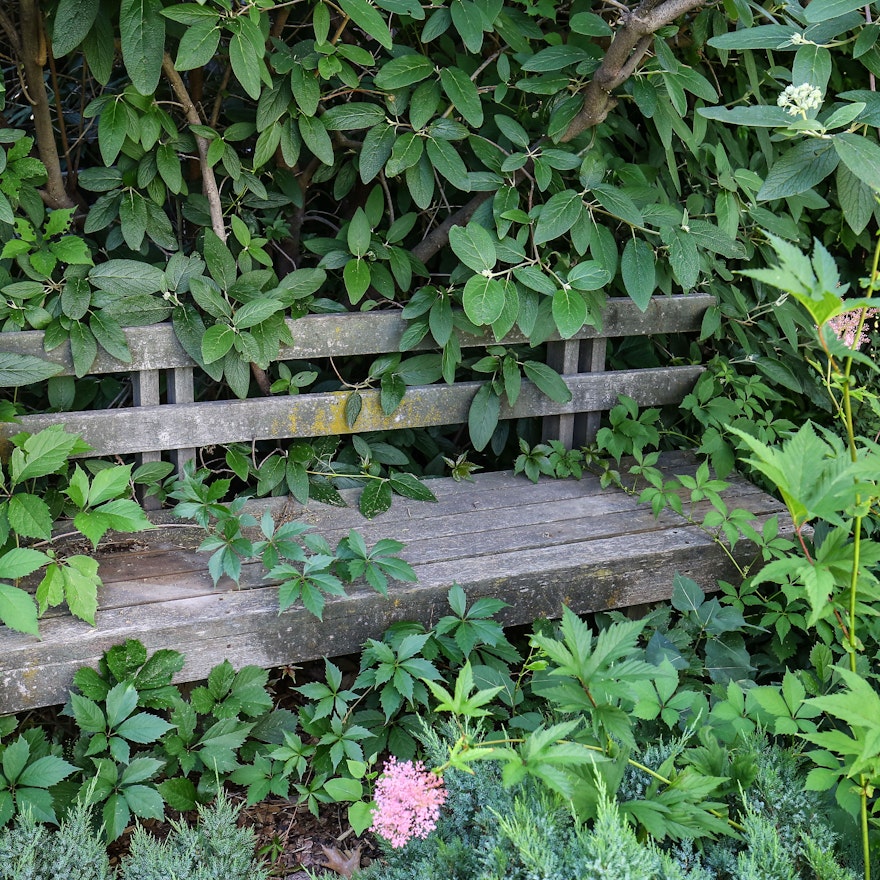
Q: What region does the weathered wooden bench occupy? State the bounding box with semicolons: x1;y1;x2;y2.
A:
0;293;786;712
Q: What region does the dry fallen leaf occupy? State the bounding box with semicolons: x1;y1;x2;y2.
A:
319;844;362;878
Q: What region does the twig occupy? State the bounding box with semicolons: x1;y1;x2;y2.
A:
562;0;706;141
162;53;227;241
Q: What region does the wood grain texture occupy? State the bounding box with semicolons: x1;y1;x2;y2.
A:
3;366;703;458
0;295;713;375
0;453;787;713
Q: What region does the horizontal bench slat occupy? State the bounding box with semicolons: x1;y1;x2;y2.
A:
0;295;713;376
5;366;703;457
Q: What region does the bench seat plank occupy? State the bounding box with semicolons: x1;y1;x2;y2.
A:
0;453;786;713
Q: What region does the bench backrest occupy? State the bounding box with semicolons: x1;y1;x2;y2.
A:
0;295;712;473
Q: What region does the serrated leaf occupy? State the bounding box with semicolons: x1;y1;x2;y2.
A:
0;583;39;636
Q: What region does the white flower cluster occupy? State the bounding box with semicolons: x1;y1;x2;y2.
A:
777;83;823;116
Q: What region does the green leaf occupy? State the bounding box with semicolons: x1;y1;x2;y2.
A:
707;24;800;49
17;754;76;788
389;471;437;502
804;0;866;22
90;312;132;362
523;361;572;403
88;465;133;506
343;259;371;304
534;190;583;245
374;54;434;90
11;426;82;482
463;275;505;325
228;19;263;100
203;230;237;290
0;352;63;387
70;692;107;733
591;184;643;227
52;0;100;54
158;777;197;812
836;163;874;235
123;783;165;820
0;583;39;636
233;299;284;329
202;323;236;363
98;100;130;166
833;132;880;192
621;239;656;311
359;480;393;519
8;494;53;541
468;383;500;452
323;103;386;131
119;0;165;95
566;261;611;292
116;711;173;743
697;105;798;127
551;288;587;339
360;124;396;183
0;548;50;579
338;0;393;49
440;67;483;127
175;19;221;70
90;260;165;296
298;114;335;166
426;137;471;190
323;776;364;802
666;227;700;291
758;139;839;201
449;223;496;272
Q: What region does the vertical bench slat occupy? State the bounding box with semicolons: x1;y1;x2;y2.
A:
542;338;608;447
131;370;162;510
167;367;197;473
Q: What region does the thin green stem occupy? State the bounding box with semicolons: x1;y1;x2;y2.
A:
836;231;880;880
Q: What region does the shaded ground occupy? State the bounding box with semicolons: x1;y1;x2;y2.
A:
107;794;381;879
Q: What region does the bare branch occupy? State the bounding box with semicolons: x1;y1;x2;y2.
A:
162;53;226;242
18;0;74;209
562;0;706;142
410;191;494;266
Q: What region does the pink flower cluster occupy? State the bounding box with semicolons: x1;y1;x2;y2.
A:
827;309;879;350
370;758;447;848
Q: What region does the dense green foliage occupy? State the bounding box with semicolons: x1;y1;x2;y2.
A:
0;791;265;880
5;0;880;874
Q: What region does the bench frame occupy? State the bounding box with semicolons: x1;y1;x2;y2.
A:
0;293;786;713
